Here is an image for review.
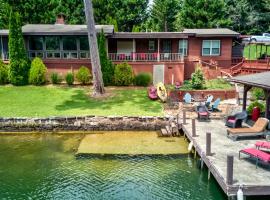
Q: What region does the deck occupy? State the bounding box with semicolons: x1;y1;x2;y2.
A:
182;119;270;197
76;131;188;155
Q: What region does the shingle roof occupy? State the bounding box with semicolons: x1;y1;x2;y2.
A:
183;28;239;37
0;24;114;36
112;32;189;39
229;72;270;89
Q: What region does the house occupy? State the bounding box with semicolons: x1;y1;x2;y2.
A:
0;16;240;84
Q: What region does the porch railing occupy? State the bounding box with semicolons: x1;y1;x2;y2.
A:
28;50;91;59
108;53;184;62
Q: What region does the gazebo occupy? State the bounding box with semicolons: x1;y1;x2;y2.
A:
230;72;270;119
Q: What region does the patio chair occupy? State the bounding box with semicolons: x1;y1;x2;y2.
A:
183;93;192;104
196;105;210;121
148;86;158;100
209;98;221;112
205;95;213;107
255;141;270;150
227;118;269;140
225;111;248;128
239;148;270;168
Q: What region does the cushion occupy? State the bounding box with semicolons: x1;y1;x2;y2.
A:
228;119;236;123
199;112;208;116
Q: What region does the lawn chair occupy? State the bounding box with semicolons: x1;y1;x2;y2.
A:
227;118;269;140
209;98;221;112
196;105;210;121
239;148;270;168
225;111;248;128
255;141;270;150
183;93;192;104
205;95;213;108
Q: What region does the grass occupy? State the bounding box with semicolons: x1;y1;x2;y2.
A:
243;44;270;60
0;85;163;117
178;78;233;90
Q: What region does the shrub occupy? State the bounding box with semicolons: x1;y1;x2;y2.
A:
65;72;74;86
251;88;265;100
191;64;205;89
28;57;47;85
9;59;30;85
247;101;265;114
50;72;62;84
76;66;91;85
114;62;134;86
134;73;152;86
0;60;9;84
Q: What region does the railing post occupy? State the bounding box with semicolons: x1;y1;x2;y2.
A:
183;110;186;125
206;132;211;156
227;155;234;185
192;118;196;137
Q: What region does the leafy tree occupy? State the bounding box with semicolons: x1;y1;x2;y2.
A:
147;0;180;32
0;60;9;84
76;66;91;85
29;57;47;85
114;63;134;86
175;0;230;30
191;64;205;89
0;0;10;29
8;9;30;85
98;30;114;86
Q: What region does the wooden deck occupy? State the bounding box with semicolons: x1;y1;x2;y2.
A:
182;119;270;197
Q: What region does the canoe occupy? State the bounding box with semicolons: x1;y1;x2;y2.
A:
156;82;167;102
148;86;158;100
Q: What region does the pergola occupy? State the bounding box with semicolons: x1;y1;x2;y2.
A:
230;72;270;119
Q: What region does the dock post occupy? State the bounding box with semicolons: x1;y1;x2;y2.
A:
206;132;211;156
227;155;234;185
192;118;196;137
183;110;186;125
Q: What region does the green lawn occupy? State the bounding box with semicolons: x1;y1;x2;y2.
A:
0;86;163;117
244;44;270;60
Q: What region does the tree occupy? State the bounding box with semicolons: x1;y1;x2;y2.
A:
8;9;30;85
0;0;10;29
147;0;180;32
98;30;114;86
175;0;230;30
84;0;105;95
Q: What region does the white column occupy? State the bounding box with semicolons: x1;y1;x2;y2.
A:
157;38;160;62
0;36;3;60
105;38;109;57
133;38;136;61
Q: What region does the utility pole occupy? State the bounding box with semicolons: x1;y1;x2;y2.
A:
83;0;105;96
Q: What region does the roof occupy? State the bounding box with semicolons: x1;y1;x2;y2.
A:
229;72;270;89
182;28;240;37
111;32;189;39
0;24;114;36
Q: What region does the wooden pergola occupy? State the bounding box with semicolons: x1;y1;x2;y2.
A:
230;72;270;119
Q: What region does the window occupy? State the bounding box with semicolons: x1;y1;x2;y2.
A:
202;40;220;56
148;40;155;51
29;36;43;51
162;40;171;53
63;36;77;51
178;39;188;56
45;36;60;51
79;36;89;51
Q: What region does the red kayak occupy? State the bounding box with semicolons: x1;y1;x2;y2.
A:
148;86;158;100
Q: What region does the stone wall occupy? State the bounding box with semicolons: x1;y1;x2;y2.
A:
0;116;170;132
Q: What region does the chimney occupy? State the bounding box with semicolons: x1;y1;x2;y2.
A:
55;13;65;25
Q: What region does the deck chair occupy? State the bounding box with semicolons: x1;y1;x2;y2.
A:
183;93;192;104
225;111;248;128
209;98;221;112
196;105;210;121
227;118;269;141
205;95;213;108
239;148;270;168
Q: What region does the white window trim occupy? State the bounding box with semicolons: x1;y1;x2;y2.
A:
202;40;221;56
178;39;188;56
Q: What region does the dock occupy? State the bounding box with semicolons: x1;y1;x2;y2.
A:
182;119;270;197
76;131;188;155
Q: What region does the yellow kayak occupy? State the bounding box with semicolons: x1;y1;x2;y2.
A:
156;82;167;102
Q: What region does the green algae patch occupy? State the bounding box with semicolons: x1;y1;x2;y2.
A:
76;131;188;155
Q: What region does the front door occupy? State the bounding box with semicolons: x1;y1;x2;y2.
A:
153;65;165;85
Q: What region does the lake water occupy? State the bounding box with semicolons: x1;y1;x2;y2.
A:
0;134;264;200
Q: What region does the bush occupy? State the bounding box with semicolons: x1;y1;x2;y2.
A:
50;72;62;84
28;57;47;85
0;60;9;84
191;64;205;89
114;62;134;86
65;72;74;86
134;73;152;86
251;88;265;100
9;59;30;85
247;101;265;114
76;66;91;85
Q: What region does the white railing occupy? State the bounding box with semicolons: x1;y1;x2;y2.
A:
109;53;184;62
28;50;91;59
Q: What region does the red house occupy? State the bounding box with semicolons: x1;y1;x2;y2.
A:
0;17;240;84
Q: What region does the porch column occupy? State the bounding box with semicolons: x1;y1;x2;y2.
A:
157;38;160;62
60;36;63;59
105;38;109;57
42;36;46;59
76;38;80;59
132;39;136;61
266;90;270;119
0;36;3;60
243;85;252;111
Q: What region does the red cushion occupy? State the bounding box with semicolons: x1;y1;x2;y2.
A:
241;148;270;162
199;112;208;116
228;119;236;123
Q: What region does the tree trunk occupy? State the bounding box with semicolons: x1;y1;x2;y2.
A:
83;0;105;95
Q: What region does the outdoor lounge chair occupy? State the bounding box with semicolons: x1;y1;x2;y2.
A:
225;111;248;128
239;148;270;168
209;98;221;112
205;95;213;108
255;141;270;150
183;93;192;104
227;118;269;140
196;105;210;121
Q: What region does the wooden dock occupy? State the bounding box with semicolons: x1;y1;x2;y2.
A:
181;119;270;198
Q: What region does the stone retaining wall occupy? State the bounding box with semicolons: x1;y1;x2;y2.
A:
0;116;170;132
